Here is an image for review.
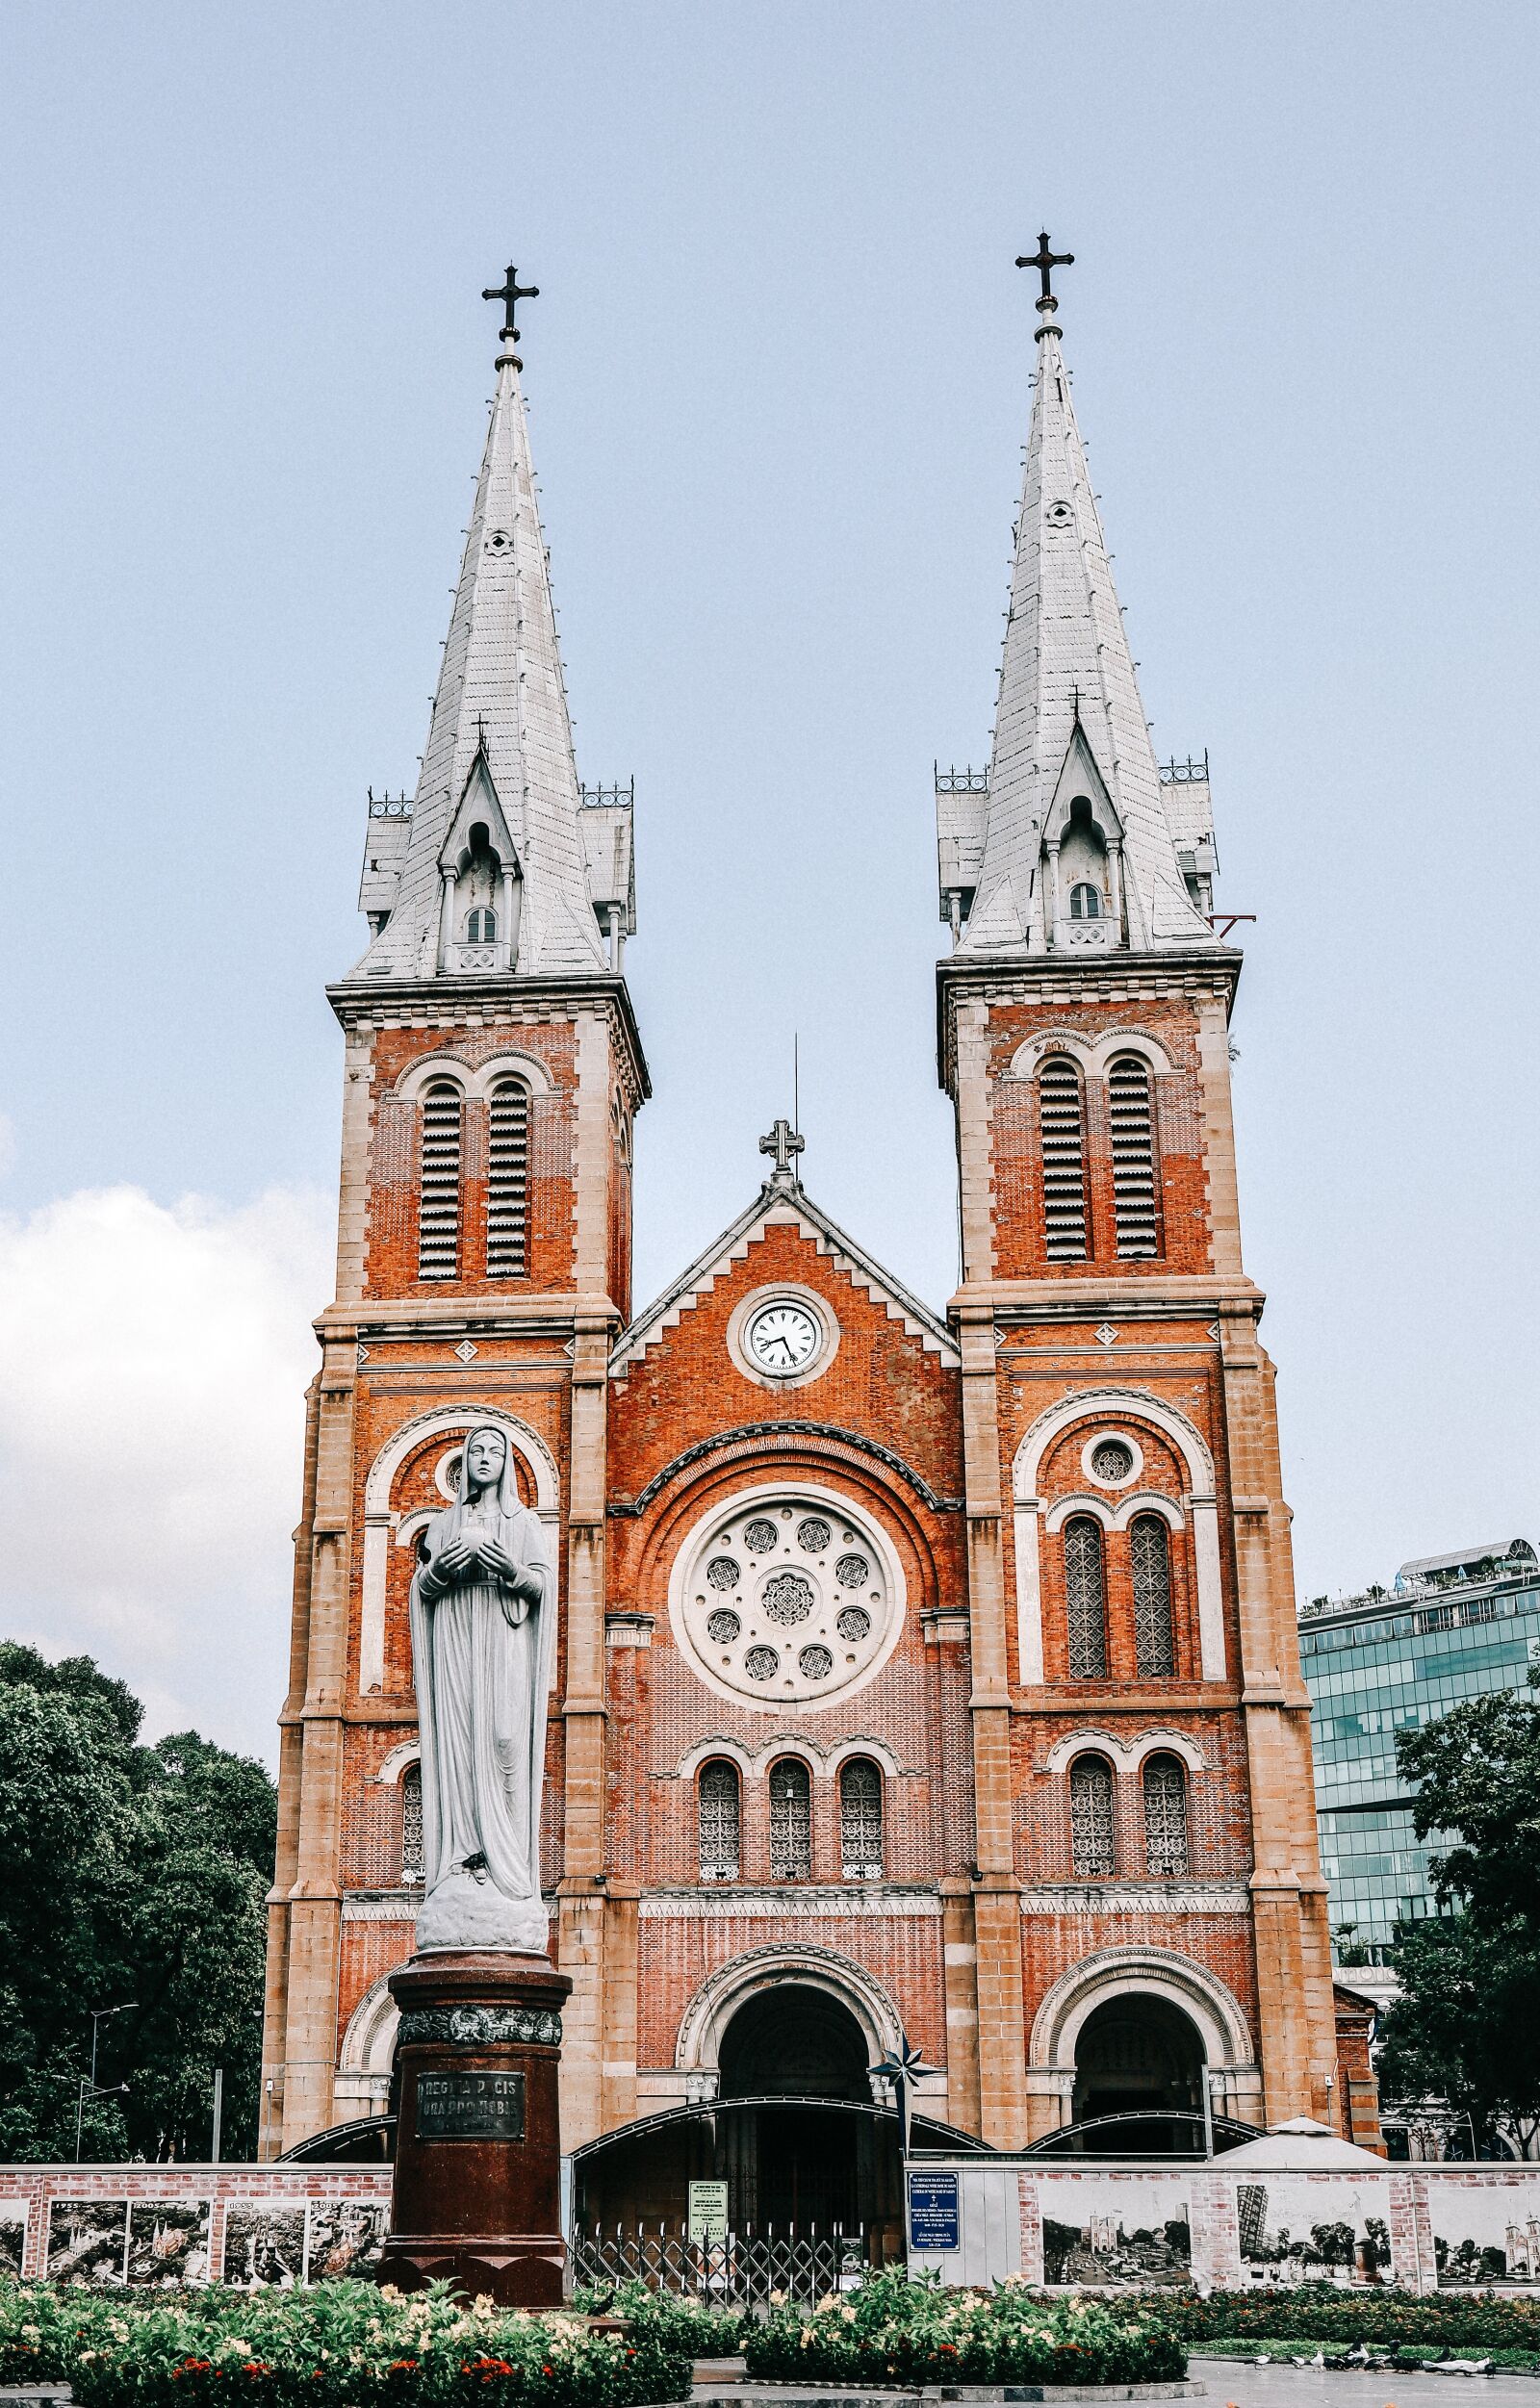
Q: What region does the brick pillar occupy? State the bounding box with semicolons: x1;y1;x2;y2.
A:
957;1309;1027;2145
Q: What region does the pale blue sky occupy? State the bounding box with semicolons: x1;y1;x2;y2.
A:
2;4;1536;1755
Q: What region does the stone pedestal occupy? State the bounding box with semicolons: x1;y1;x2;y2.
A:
377;1950;573;2305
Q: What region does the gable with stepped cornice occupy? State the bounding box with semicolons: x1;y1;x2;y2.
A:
610;1183;959;1378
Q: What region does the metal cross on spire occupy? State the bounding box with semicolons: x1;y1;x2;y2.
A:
758;1117;805;1185
481;261;539;352
1016;231;1074;313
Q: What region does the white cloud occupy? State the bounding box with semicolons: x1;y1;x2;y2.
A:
0;1184;334;1762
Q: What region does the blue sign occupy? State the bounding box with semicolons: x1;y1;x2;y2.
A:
908;2168;961;2252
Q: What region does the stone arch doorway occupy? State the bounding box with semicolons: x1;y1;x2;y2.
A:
1072;1992;1205;2147
716;1985;886;2236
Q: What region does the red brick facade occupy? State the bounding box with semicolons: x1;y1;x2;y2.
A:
260;311;1361;2180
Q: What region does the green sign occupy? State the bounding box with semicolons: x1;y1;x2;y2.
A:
687;2180;729;2243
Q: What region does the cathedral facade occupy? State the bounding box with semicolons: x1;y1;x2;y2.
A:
260;265;1376;2213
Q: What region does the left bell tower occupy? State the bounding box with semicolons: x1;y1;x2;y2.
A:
261;273;647;2157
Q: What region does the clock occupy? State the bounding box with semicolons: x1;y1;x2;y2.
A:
744;1299;822;1375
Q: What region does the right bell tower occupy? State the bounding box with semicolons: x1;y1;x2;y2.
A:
937;243;1346;2147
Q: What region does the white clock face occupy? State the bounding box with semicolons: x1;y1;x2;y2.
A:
746;1300;821;1374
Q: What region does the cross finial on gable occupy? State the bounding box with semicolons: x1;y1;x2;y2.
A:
757;1116;805;1186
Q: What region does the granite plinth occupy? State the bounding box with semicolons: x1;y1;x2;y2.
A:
376;1950;572;2307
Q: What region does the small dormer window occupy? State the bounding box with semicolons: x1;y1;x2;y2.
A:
465;908;498;942
1069;883;1101;920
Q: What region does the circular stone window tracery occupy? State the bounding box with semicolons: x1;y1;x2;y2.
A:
670;1485;906;1710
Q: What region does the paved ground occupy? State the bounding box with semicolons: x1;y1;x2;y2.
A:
1194;2362;1539;2407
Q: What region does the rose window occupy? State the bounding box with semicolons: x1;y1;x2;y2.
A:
673;1490;902;1707
762;1572;814;1625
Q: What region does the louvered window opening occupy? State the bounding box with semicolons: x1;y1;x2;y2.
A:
1131;1514;1176;1677
418;1084;462;1279
1039;1058;1089;1261
1143;1755;1190;1878
400;1763;424;1886
839;1758;884;1880
1069;1757;1116;1878
698;1760;740;1883
486;1080;530;1277
769;1758;812;1882
1109;1055;1159;1259
1064;1516;1108;1678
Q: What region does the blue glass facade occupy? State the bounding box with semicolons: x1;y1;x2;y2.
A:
1299;1570;1540;1954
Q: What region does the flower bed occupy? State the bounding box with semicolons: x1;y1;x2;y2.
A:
0;2278;692;2408
745;2270;1185;2388
1152;2282;1540;2354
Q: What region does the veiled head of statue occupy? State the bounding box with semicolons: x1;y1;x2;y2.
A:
457;1424;523;1515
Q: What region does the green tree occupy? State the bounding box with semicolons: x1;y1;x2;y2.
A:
1377;1685;1540;2155
0;1647;275;2163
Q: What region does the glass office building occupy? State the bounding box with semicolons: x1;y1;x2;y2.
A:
1298;1540;1540;1959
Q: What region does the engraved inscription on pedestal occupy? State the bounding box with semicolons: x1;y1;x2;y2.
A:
415;2069;526;2142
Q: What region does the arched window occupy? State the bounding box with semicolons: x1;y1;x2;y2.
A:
1108;1054;1160;1259
1131;1514;1175;1677
1142;1754;1190;1878
465;906;498;943
1039;1055;1090;1261
417;1081;463;1279
698;1760;740;1883
1068;882;1101;920
485;1078;530;1278
1064;1516;1108;1678
839;1758;884;1880
769;1757;812;1882
400;1762;424;1886
1069;1755;1116;1878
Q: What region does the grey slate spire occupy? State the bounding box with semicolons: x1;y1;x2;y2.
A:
960;294;1214;955
350;338;607;981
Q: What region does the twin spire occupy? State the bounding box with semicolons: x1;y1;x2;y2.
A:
355;245;1217;986
351;273;608;983
958;242;1217;955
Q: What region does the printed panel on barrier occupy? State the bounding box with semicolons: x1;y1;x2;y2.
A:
0;2213;24;2277
1236;2175;1394;2284
305;2200;386;2281
48;2201;130;2284
1425;2180;1540;2288
128;2201;211;2284
1038;2174;1191;2287
224;2202;307;2287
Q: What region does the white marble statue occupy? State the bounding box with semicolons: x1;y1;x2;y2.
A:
408;1425;556;1954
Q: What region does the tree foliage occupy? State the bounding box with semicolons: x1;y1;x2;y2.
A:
1377;1684;1540;2153
0;1645;275;2163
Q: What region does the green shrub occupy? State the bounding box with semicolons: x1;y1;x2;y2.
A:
744;2267;1185;2387
567;2278;745;2355
1149;2284;1540;2353
0;2279;690;2408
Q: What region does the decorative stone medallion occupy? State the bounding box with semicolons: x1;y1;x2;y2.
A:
670;1485;904;1710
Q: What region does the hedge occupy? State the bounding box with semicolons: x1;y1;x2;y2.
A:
1149;2283;1540;2353
745;2269;1186;2387
0;2278;692;2408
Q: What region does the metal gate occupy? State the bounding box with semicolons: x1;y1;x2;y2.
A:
572;2220;871;2303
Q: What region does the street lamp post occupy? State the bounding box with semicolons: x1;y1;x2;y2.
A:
870;2034;938;2255
76;2003;138;2164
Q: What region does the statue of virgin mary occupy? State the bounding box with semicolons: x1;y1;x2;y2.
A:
408;1424;556;1955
